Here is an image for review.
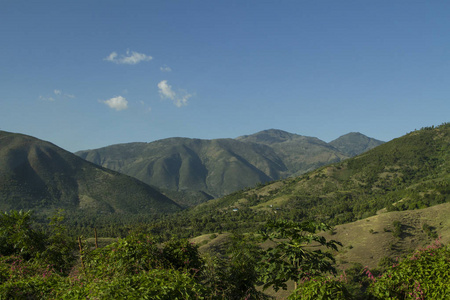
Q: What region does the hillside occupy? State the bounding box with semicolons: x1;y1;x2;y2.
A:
76;129;381;204
0;131;181;216
149;123;450;239
236;129;348;176
77;138;288;201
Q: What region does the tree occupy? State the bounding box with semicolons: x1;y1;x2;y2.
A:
258;220;342;291
0;210;45;260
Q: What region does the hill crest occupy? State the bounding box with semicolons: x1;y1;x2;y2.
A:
0;130;181;215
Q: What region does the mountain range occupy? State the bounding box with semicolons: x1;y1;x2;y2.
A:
76;129;384;205
190;124;450;222
0;131;181;216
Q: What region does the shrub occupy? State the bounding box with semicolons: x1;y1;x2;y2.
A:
368;240;450;299
288;276;352;300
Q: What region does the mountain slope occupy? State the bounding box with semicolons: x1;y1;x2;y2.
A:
76;130;362;202
77;138;289;199
175;123;450;235
0;131;181;215
237;129;348;176
329;132;384;156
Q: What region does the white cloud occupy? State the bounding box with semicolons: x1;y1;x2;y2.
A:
104;50;152;65
39;95;55;101
157;80;192;108
105;52;118;62
102;96;128;111
160;65;172;72
158;80;176;100
175;93;192;108
39;89;75;101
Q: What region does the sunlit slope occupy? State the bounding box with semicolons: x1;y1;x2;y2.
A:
0;131;181;214
192;123;450;225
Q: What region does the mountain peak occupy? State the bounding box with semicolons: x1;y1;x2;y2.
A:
236;129;300;144
329;132;385;156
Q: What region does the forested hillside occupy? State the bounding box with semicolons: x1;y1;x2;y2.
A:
148;123;450;239
76;129;382;205
0;131;181;217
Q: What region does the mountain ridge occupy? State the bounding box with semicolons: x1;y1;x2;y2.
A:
76;129;384;204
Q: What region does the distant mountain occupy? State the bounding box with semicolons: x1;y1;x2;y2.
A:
0;131;181;215
329;132;384;156
237;129;349;176
77;138;289;200
76;129;382;204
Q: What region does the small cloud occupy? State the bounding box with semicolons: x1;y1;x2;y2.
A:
105;52;118;62
39;89;75;101
160;65;172;72
102;96;128;111
175;93;192;108
39;95;55;101
104;50;152;65
157;80;192;108
158;80;177;99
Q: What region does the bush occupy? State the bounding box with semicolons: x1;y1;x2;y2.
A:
54;269;208;299
368;240;450;299
288;276;352;300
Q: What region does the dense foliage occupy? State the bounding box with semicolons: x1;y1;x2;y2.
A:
1;208;450;299
1;211;346;299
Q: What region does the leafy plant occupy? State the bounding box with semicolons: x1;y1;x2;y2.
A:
258;220;342;291
368;239;450;299
288;276;352;300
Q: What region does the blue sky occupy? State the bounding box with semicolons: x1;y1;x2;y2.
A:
1;1;449;152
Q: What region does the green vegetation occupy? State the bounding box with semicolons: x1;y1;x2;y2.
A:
1;123;450;298
258;220;341;291
2;210;449;299
76;129;381;204
148;123;449;240
1;211;343;299
0;130;181;218
368;240;450;299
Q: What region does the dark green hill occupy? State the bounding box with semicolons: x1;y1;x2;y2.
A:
329;132;384;156
0;131;181;215
151;123;449;238
76;130;379;205
77;138;288;200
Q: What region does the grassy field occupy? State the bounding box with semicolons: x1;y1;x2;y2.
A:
325;202;450;270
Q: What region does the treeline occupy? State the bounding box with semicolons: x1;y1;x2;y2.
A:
1;210;449;299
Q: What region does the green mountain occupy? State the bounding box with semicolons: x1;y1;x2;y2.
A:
153;123;449;238
236;129;348;176
76;129;380;205
329;132;384;156
76;137;288;201
0;131;181;215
